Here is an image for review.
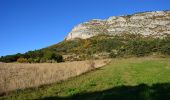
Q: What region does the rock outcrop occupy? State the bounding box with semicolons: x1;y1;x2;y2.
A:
66;11;170;40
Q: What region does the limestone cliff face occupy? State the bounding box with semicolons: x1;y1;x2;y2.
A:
66;11;170;40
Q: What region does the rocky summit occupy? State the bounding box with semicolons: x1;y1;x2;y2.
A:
66;11;170;40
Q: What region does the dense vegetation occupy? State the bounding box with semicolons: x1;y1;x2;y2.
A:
47;34;170;60
0;34;170;63
2;57;170;100
0;50;63;63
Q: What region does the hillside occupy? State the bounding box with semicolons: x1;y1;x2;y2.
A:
66;11;170;40
45;34;170;61
1;34;170;63
1;57;170;100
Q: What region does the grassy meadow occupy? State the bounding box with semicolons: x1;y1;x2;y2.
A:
0;59;109;95
1;57;170;100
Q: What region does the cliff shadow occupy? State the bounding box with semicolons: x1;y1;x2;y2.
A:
42;83;170;100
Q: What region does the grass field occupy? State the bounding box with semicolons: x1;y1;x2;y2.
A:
0;59;109;95
1;57;170;100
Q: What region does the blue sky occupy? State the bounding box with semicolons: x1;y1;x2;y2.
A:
0;0;170;56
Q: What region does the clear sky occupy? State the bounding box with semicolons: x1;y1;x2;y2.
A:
0;0;170;56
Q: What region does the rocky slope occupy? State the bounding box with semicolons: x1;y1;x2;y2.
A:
66;11;170;40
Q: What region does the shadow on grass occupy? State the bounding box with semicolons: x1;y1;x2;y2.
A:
42;83;170;100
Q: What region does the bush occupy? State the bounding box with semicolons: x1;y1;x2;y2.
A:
159;37;170;55
43;52;63;63
33;58;41;63
17;58;28;63
40;58;46;63
109;52;117;58
126;40;152;57
28;58;34;63
55;54;63;63
160;44;170;55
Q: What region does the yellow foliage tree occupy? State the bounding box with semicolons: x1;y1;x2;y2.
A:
17;58;28;63
83;39;92;49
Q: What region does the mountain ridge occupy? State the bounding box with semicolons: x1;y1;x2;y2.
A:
66;10;170;40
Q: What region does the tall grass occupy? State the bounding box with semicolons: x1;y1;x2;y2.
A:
0;59;110;95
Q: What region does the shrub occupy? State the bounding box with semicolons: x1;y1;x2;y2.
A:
126;40;152;57
109;52;117;58
28;58;34;63
43;52;63;63
55;54;63;63
17;58;28;63
43;52;55;60
33;58;41;63
160;44;170;55
40;58;46;63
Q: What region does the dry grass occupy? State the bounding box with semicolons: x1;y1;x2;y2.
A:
0;59;110;95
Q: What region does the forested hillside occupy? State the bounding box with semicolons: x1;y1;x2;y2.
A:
1;34;169;63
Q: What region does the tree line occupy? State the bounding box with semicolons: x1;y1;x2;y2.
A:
0;50;63;63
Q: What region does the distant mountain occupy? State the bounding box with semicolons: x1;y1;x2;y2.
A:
66;11;170;40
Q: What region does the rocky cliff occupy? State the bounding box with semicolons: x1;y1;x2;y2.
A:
66;11;170;40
